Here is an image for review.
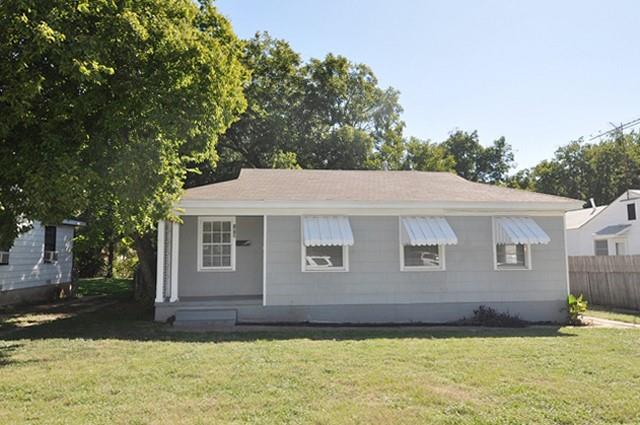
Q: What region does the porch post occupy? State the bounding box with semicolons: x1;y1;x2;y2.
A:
169;221;180;302
155;220;166;303
262;215;267;306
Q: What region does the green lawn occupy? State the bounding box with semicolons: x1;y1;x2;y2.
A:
0;282;639;424
587;305;640;325
76;277;133;298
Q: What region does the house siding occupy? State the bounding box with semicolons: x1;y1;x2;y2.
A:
0;222;74;292
567;195;640;256
178;216;263;298
265;216;567;316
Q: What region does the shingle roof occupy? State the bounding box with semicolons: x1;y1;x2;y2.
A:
182;169;580;205
565;206;606;229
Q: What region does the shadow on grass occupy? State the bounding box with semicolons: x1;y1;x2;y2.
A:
0;299;577;347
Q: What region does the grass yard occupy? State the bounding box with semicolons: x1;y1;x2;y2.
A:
0;280;639;424
587;305;640;325
76;277;133;298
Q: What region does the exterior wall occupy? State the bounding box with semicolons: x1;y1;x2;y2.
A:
0;222;74;292
155;300;566;323
567;196;640;256
177;216;263;298
265;215;568;320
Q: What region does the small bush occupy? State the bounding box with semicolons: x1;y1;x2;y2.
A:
567;294;588;325
459;305;528;328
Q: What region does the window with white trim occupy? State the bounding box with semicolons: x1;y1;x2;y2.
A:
496;243;528;269
0;251;9;266
44;225;58;264
594;240;608;256
402;245;443;270
303;245;348;271
198;217;236;271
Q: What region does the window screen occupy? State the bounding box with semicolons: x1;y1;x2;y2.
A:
304;245;345;270
594;240;608;256
44;226;56;252
403;245;441;268
496;243;527;268
627;203;636;221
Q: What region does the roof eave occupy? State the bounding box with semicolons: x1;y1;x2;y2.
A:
176;199;582;215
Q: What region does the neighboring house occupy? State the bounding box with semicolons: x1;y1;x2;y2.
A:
0;220;83;306
155;169;582;324
566;190;640;256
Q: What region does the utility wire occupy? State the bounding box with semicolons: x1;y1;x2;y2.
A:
586;117;640;141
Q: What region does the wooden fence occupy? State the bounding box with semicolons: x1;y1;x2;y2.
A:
569;255;640;310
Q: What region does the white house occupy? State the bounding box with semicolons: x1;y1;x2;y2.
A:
0;220;82;305
566;190;640;256
154;169;581;325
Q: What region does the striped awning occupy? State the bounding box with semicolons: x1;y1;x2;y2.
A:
494;217;550;245
302;216;354;247
401;217;458;246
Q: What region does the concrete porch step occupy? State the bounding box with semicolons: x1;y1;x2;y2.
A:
175;308;237;325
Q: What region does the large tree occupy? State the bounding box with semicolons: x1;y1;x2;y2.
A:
402;137;455;172
0;0;248;302
440;130;515;184
186;32;406;186
510;132;640;205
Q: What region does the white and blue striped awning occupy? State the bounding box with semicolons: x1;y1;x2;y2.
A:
302;216;354;247
494;217;550;245
401;217;458;246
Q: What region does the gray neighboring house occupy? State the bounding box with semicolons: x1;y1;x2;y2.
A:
155;169;582;324
0;220;83;306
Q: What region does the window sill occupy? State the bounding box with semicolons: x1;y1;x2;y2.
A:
495;265;531;271
401;266;445;272
302;268;349;273
198;267;236;272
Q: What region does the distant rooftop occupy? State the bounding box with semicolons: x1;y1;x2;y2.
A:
565;206;606;230
182;169;580;206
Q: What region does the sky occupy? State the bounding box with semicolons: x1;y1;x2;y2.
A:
216;0;640;170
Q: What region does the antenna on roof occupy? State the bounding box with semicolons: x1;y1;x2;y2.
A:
382;160;389;171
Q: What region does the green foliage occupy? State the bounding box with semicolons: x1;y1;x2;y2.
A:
187;32;407;184
510;132;640;205
403;137;456;172
441;131;515;183
0;0;248;249
270;151;301;169
188;33;516;187
76;277;132;298
112;238;139;279
567;294;588;325
459;305;528;327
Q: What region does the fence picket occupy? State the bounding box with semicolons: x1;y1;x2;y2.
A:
569;256;640;310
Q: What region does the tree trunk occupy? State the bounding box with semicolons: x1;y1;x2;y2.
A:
133;232;156;306
106;240;115;278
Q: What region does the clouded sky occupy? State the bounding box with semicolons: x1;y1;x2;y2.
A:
217;0;640;169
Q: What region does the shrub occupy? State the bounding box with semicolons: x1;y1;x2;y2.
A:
459;305;528;328
567;294;588;325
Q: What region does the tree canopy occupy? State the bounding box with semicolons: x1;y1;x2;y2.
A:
187;32;515;187
0;0;248;298
508;132;640;205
